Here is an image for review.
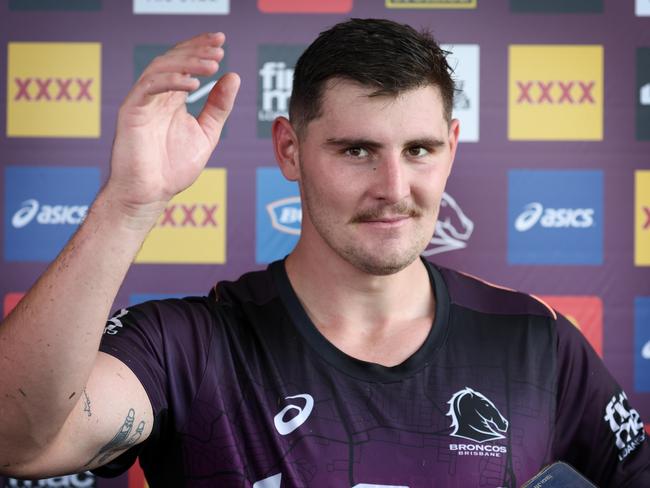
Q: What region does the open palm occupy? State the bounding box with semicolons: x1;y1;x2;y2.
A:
108;33;240;210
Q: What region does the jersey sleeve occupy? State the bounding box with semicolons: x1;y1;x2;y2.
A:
92;297;215;477
552;312;650;486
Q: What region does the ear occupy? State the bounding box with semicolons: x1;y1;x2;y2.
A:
447;118;460;170
272;116;300;181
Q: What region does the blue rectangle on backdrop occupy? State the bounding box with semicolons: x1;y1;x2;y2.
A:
508;170;603;265
4;166;100;262
256;167;300;264
635;297;650;392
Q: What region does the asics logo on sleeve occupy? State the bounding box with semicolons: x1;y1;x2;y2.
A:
273;393;314;435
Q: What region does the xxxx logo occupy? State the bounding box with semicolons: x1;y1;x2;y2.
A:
136;169;227;264
636;171;650;266
508;45;603;140
13;77;94;101
158;204;218;227
516;80;595;104
6;42;101;137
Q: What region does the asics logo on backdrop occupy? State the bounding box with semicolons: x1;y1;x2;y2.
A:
11;199;87;229
514;202;594;232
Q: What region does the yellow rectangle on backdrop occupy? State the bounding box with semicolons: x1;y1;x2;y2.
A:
508;45;603;141
636;171;650;266
136;169;227;264
7;42;101;137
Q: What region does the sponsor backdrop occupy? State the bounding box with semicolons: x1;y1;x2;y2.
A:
0;0;648;486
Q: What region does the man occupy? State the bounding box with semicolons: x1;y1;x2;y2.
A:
0;19;648;488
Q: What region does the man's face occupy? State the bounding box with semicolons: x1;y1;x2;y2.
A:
294;79;459;275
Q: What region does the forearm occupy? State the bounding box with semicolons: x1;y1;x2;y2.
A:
0;186;161;461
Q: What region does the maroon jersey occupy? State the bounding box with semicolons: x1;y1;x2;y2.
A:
95;259;650;487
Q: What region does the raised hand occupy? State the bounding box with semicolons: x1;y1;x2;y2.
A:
106;32;240;217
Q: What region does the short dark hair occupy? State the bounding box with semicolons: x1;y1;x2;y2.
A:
289;18;455;135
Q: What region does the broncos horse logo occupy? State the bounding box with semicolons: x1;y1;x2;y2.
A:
446;387;509;443
423;192;474;256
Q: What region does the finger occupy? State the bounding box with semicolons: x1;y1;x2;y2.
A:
197;72;241;147
169;45;225;63
174;32;225;51
125;73;200;107
141;56;221;81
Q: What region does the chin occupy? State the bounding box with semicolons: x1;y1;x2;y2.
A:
342;247;422;276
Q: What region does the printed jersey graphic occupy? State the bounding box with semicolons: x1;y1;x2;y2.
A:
603;392;646;461
447;387;509;442
104;309;129;335
273;394;314;435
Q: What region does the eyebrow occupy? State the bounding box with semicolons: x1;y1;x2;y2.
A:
323;137;446;150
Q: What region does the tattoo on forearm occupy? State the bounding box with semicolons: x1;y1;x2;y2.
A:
82;388;92;417
85;408;145;467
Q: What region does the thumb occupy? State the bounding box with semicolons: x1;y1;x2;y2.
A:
197;72;241;148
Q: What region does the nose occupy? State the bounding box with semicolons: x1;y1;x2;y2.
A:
370;152;410;204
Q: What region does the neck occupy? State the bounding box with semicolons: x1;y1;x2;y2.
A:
285;238;435;365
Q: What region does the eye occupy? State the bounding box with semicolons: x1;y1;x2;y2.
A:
345;147;369;158
406;146;429;157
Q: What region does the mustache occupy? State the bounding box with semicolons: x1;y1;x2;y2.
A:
350;202;423;223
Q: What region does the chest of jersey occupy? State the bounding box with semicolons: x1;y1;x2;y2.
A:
174;304;556;488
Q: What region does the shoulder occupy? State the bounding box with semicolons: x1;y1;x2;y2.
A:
429;261;557;320
209;265;279;309
106;296;216;337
